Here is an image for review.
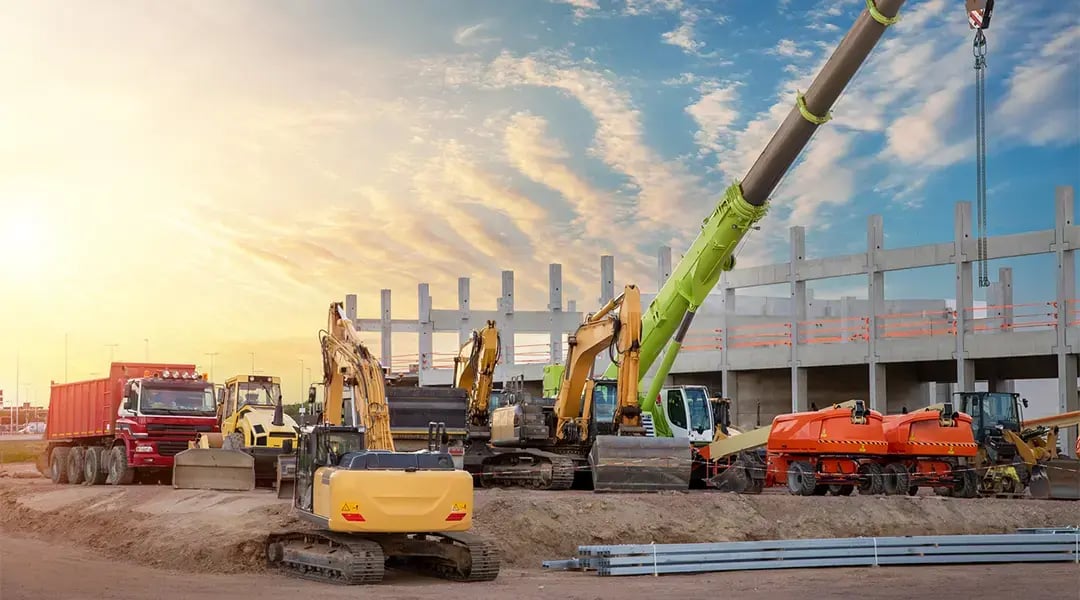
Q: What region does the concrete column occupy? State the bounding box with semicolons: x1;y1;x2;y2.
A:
720;285;732;373
417;284;433;372
792;367;808;412
345;294;358;322
932;382;950;406
953;201;974;391
380;289;392;369
722;369;739;426
657;246;672;292
457;277;471;346
790;226;807;412
840;295;853;343
1053;186;1077;453
548;263;563;364
999;267;1013;331
599;255;615;306
498;270;515;365
987;378;1016;393
867;214;885;411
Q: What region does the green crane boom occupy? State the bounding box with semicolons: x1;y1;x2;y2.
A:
602;0;906;436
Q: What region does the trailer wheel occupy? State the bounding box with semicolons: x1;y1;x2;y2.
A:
83;447;108;485
49;447;70;484
66;447;86;485
107;446;135;486
787;461;816;496
857;462;884;495
883;463;910;495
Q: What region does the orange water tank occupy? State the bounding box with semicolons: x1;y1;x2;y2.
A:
881;410;978;457
767;404;888;456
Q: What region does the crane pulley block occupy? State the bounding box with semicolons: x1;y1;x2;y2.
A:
966;0;994;30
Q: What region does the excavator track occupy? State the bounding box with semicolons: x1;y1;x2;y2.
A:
381;531;501;582
265;530;385;585
479;450;576;490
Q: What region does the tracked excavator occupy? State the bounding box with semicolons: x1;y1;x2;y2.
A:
263;302;500;585
482;284;691;492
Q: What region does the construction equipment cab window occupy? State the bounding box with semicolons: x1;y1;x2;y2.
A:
316;430;366;466
666;390;687;431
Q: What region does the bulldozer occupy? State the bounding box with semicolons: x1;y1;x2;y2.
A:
951;391;1080;500
173;374;299;495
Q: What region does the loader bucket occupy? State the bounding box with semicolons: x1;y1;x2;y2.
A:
172;449;255;491
275;455;297;500
588;435;692;492
1028;459;1080;500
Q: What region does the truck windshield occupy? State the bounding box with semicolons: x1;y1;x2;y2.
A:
238;382;281;407
141;386;216;416
685;387;712;433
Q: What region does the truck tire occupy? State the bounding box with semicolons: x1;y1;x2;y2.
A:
66;447;86;485
787;461;816;496
50;447;70;484
107;446;135;486
83;447;108;485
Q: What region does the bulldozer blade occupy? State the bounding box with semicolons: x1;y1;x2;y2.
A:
276;455;297;500
172;449;255;491
589;435;692;492
1028;459;1080;500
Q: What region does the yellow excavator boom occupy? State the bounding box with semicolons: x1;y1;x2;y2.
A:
323;302;394;451
453;320;500;427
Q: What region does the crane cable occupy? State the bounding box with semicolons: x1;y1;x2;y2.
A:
973;27;990;288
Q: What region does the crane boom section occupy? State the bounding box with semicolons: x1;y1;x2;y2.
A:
601;0;907;404
453;320;500;427
322;302;395;451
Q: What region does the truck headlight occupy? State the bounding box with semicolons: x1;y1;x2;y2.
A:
135;444;154;453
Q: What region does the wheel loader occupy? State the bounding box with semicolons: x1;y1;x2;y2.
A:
173;374;299;495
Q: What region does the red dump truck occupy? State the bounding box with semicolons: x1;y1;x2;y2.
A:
39;362;219;485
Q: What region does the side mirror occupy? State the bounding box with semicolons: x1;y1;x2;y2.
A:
308;386;317;404
124;385;138;411
1022;398;1029;408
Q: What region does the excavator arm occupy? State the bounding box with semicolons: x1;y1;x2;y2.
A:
453;320;501;428
321;302;394;451
552;284;642;442
600;0;907;432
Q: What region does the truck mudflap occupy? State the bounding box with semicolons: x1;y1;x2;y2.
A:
172;448;255;491
1028;459;1080;500
588;435;692;492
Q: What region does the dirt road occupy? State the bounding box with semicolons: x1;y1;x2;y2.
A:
2;533;1076;600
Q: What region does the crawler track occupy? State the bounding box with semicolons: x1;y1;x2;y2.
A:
265;531;385;585
479;450;577;490
265;530;501;585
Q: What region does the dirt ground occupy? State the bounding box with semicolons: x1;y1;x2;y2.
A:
2;459;1080;595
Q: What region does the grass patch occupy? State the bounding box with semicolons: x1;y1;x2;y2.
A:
0;440;47;464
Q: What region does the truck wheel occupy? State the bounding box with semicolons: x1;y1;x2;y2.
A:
787;461;816;496
883;463;910;495
66;447;86;485
50;447;70;484
107;446;135;486
857;462;884;495
83;447;108;485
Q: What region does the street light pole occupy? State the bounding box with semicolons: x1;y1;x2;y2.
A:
205;352;219;381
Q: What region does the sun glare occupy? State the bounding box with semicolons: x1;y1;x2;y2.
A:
0;209;51;277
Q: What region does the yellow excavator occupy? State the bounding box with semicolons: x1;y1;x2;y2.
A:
264;302;500;585
172;374;299;493
482;284;692;491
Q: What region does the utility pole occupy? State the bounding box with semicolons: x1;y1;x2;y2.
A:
205;352;219;381
298;358;304;401
105;344;119;363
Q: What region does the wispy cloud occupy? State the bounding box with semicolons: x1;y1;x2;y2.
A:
454;21;500;46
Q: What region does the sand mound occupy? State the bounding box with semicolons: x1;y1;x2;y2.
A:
2;470;1077;574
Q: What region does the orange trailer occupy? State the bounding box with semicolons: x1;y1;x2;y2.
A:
765;401;889;496
878;407;979;496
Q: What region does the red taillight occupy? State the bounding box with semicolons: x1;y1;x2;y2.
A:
445;512;466;522
448;447;464;455
341;512;365;522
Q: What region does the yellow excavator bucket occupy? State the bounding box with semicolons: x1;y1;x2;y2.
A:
588;435;692;492
1028;458;1080;500
172;448;256;491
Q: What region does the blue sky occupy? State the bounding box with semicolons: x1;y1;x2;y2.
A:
1;0;1078;401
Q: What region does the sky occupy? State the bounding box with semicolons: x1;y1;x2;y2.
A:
1;0;1078;407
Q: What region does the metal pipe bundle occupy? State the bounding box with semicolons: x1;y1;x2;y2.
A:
544;532;1080;577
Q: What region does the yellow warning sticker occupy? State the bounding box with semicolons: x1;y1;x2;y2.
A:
452;502;467;512
947;446;955;455
341;502;359;513
858;444;867;453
